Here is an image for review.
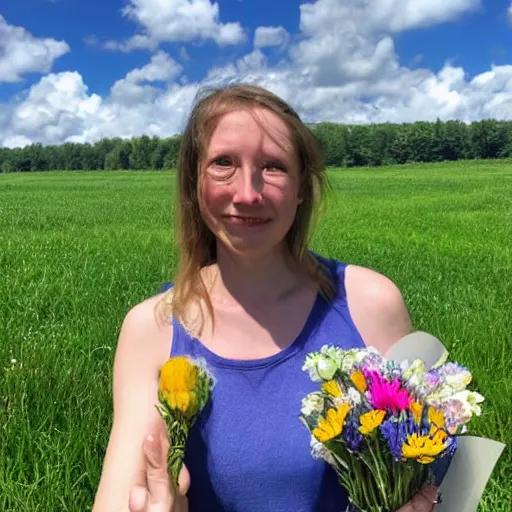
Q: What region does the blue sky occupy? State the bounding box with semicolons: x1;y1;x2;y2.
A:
1;0;512;147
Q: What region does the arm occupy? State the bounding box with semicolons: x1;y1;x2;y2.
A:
345;265;413;354
92;296;173;512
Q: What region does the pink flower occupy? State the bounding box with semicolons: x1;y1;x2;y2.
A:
365;370;412;413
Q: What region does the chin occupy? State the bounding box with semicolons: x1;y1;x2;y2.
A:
219;235;286;259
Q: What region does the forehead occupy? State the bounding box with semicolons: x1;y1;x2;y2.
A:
206;108;295;159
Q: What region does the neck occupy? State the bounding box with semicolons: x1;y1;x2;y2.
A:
206;243;307;308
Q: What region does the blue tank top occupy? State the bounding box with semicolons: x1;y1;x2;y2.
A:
162;256;451;511
164;256;361;512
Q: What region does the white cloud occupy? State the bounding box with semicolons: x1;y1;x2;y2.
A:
368;0;481;32
120;0;245;47
292;0;481;87
0;55;193;147
0;15;69;82
125;51;182;83
3;135;33;149
110;51;183;105
3;0;512;150
104;34;158;52
298;0;481;36
254;26;289;49
8;72;101;145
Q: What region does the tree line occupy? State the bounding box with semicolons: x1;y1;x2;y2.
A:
1;118;512;173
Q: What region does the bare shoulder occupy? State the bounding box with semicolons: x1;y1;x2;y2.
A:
344;264;412;355
112;291;173;380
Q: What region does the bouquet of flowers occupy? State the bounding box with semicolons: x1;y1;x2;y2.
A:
156;355;214;487
299;343;485;512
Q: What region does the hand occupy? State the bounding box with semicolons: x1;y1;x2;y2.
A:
396;485;440;512
129;425;190;512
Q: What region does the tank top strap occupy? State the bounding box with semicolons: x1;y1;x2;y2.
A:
310;251;366;349
155;282;197;358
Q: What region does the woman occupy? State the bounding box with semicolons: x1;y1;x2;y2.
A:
93;84;440;512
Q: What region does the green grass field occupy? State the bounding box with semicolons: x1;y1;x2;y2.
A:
1;160;511;511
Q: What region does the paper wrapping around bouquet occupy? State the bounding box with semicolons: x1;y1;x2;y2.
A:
384;331;506;512
436;436;505;512
385;331;448;369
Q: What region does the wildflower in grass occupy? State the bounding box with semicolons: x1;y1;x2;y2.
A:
313;403;351;442
157;356;214;487
359;410;386;435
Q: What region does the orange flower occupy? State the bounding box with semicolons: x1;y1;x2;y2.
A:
350;370;367;393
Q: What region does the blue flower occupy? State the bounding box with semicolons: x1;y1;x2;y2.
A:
380;417;417;460
344;420;363;452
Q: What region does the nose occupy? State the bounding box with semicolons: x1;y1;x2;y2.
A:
232;165;264;206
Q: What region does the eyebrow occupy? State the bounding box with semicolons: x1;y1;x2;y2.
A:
207;146;292;162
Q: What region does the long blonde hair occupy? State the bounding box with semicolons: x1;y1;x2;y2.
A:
157;84;336;334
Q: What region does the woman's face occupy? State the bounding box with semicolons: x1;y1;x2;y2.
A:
198;107;303;259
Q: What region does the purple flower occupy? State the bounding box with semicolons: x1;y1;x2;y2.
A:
344;420;363;452
380;417;417;460
439;362;468;376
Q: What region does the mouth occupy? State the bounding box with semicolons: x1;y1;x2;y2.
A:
223;215;272;226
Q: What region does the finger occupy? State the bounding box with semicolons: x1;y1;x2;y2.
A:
128;485;148;512
397;485;438;512
144;432;174;507
178;463;191;496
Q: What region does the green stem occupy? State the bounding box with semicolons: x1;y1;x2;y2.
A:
367;437;390;510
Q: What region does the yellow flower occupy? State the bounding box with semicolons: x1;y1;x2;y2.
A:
350;370;367;393
428;407;445;429
359;409;386;434
322;379;343;398
159;357;200;416
410;401;424;422
160;357;199;393
164;390;197;415
313;403;351;443
402;427;448;464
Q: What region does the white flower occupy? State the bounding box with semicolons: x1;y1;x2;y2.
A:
302;353;323;382
10;358;17;364
320;345;344;366
402;359;427;380
303;345;344;381
317;357;339;380
449;390;485;417
301;392;325;417
346;387;362;406
444;372;471;392
310;435;334;465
